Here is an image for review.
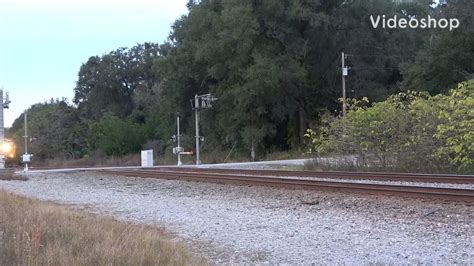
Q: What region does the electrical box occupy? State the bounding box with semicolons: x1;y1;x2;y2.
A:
141;150;153;167
22;154;32;163
343;67;348;76
173;147;184;154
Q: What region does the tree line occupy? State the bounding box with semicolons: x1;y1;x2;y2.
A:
8;0;474;162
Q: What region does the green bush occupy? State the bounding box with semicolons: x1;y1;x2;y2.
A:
432;81;474;169
88;114;147;156
305;81;474;173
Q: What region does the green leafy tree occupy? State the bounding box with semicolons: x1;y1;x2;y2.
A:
9;0;472;163
8;99;87;160
155;0;428;158
88;114;147;156
401;0;474;93
74;43;161;121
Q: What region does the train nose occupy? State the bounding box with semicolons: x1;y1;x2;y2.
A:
2;143;12;153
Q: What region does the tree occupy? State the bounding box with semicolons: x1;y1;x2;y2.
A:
8;99;87;160
88;114;147;156
74;43;161;121
401;0;474;93
154;0;429;157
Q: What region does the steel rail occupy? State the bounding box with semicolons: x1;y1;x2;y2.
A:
26;166;474;184
99;169;474;202
144;167;474;184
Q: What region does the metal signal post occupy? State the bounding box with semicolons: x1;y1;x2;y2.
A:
191;93;218;165
176;112;182;166
23;110;32;172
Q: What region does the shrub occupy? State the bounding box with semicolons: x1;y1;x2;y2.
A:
305;81;474;173
88;114;147;156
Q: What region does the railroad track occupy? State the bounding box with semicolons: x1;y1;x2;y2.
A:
99;168;474;202
147;167;474;184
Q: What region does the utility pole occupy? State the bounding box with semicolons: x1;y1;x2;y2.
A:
191;93;218;165
341;52;348;116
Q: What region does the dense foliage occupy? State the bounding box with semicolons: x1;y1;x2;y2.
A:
88;114;147;156
305;80;474;172
7;0;474;167
9;99;86;160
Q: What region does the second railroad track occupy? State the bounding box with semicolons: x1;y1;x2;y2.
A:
98;168;474;202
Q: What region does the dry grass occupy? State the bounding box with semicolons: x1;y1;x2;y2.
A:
36;148;307;168
264;149;308;161
0;190;205;265
41;153;142;168
303;156;471;174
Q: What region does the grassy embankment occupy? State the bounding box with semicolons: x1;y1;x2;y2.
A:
34;148;308;169
0;189;204;265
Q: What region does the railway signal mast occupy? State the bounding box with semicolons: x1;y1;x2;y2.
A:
0;88;11;169
172;112;183;166
22;110;32;172
191;93;218;165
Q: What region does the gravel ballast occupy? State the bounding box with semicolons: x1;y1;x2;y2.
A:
1;172;473;264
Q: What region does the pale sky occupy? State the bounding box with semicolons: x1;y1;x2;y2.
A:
0;0;188;127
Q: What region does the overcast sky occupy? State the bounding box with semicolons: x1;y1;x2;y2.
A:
0;0;188;127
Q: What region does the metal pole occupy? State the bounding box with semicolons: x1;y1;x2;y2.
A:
195;94;200;165
341;52;347;116
24;111;29;172
176;112;182;166
24;111;28;154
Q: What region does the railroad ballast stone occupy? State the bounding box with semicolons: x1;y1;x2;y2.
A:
1;172;473;264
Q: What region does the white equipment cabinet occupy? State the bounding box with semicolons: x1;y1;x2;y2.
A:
141;150;154;167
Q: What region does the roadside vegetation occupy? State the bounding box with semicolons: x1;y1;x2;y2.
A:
0;189;203;265
37;148;307;168
304;80;474;174
5;1;473;166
